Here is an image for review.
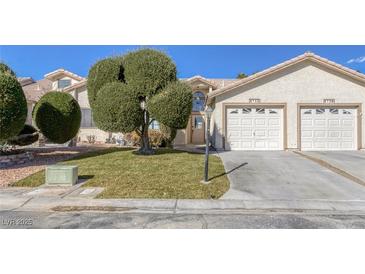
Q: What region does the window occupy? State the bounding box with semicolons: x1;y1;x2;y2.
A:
192;91;206;112
303;109;312;115
256;108;265;114
269;109;278;114
316;108;325;114
194;116;204;129
229;109;239;114
81;108;96;128
343;109;352;115
149;120;160;130
58;79;71;89
329;108;339;114
242;108;252;114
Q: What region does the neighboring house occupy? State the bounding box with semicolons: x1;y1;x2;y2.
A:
20;52;365;151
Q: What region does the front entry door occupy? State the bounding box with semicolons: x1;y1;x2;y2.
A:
191;114;205;144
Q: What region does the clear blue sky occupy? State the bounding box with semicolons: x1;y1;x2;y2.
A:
1;46;365;80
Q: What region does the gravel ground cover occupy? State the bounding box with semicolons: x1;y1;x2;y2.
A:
0;145;107;187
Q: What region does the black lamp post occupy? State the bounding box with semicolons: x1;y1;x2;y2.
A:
203;106;213;183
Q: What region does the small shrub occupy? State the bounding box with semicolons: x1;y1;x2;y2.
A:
159;123;177;148
149;129;163;148
123;130;163;148
123;131;141;146
86;135;96;144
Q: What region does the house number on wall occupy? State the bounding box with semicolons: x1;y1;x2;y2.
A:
249;98;261;103
323;99;335;104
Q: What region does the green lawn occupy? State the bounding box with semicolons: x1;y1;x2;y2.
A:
13;148;230;199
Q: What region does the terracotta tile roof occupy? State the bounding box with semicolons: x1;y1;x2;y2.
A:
183;75;239;89
208;52;365;99
21;78;52;102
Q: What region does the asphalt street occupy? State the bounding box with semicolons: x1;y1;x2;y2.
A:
2;210;365;228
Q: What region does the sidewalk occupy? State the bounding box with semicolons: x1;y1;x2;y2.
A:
2;186;365;214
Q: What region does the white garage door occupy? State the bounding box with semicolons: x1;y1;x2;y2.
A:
226;107;283;150
300;107;357;151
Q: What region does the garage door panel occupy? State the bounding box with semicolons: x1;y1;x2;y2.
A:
241;130;253;137
301;119;313;126
268;130;280;137
242;141;252;149
314;131;326;138
255;119;266;126
342;120;354;127
228;118;240;125
226;107;283;150
314;119;326;127
328;142;340;149
328;131;341;138
328;119;340;127
301;130;312;138
342;131;353;138
255;130;266;137
268;118;280;126
301;107;357;151
242;118;253;126
342;142;354;149
228;130;241;138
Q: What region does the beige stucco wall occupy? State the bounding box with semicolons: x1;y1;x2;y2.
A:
76;87;90;108
77;128;110;143
213;61;365;150
26;102;34;125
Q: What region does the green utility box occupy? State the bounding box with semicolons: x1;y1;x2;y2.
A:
45;165;78;186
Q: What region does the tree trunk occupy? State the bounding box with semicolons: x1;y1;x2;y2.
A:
137;109;155;155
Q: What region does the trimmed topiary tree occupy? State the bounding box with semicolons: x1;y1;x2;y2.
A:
7;124;39;146
0;73;27;142
88;48;192;154
0;63;16;77
87;57;124;107
33;92;81;144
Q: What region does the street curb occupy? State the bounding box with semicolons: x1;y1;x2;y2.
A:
293;151;365;187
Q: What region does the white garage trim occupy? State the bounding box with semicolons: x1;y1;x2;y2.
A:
297;103;362;151
222;103;287;150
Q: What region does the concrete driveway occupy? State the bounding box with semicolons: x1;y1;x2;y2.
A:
219;151;365;201
300;151;365;184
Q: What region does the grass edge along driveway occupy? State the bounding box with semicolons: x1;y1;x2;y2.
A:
13;148;230;199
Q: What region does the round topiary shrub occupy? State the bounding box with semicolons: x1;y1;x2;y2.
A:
33;92;81;144
0;63;16;77
123;49;177;97
93;82;143;133
87;57;124;107
7;124;39;146
148;81;193;129
0;73;27;142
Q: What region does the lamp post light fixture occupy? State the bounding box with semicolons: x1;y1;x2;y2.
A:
203;106;213;183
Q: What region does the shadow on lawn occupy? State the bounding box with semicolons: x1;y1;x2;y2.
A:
131;148;192;156
209;162;248;181
77;175;95;184
63;147;135;162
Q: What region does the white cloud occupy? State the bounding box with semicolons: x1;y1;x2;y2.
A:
347;56;365;64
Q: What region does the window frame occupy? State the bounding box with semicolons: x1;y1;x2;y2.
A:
192;91;206;112
57;79;72;89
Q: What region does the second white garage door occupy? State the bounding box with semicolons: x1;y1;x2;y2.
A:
300;107;357;150
226;107;284;150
